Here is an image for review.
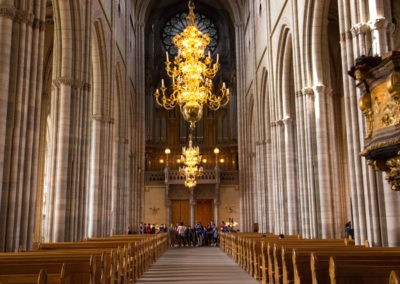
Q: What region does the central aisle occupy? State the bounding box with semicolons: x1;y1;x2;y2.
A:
136;247;261;284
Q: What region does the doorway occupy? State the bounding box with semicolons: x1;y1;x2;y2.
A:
171;200;190;226
196;199;214;226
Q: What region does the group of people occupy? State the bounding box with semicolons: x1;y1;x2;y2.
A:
127;221;237;248
126;223;168;235
167;220;237;247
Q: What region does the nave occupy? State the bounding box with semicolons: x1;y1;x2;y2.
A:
136;247;260;284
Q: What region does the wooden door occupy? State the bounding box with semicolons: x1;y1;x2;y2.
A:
171;200;190;226
196;199;214;226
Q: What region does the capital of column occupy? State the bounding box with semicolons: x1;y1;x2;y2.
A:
282;116;292;125
53;77;91;91
313;84;332;96
368;17;388;31
91;114;114;124
256;140;266;146
0;5;16;20
295;90;304;98
340;31;352;43
115;137;129;144
303;87;314;96
14;9;33;25
351;23;370;37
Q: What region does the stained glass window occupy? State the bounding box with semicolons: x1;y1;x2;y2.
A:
162;11;219;55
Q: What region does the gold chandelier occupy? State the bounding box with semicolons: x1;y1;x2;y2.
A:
154;1;230;129
179;136;203;188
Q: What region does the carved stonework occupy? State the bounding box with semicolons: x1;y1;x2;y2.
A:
368;17;388;31
53;77;91;90
0;5;17;20
349;51;400;190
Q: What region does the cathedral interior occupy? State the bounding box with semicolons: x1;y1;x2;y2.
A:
1;0;400;254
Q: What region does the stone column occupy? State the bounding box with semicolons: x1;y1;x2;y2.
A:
283;117;298;235
0;6;15;214
0;2;46;251
304;88;317;237
165;181;171;227
214;169;220;226
313;84;334;238
88;115;112;237
234;23;247;231
383;182;400;246
190;190;195;228
368;18;388;55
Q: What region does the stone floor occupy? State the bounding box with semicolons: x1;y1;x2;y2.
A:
136;247;261;284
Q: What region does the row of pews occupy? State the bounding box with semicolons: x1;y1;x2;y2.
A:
0;233;168;284
219;232;400;284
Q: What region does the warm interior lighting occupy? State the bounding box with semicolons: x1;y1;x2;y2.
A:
213;148;220;155
202;158;207;163
154;1;229;129
179;135;203;188
159;159;164;164
219;158;225;163
164;148;171;155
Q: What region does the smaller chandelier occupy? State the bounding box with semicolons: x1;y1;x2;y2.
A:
154;0;230;129
179;136;203;188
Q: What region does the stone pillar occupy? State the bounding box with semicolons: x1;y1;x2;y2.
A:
214;170;220;226
313;84;334;238
0;7;15;212
190;197;195;228
88;115;113;237
0;2;46;251
165;182;171;227
368;18;388;55
283;117;298;235
383;182;400;246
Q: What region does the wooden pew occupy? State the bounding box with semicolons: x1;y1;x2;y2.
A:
0;269;52;284
389;270;400;284
329;256;400;284
0;253;99;284
307;249;400;284
272;238;350;284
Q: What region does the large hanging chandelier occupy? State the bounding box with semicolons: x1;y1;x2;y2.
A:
179;136;203;188
154;0;230;129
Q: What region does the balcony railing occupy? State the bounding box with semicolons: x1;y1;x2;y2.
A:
145;170;238;185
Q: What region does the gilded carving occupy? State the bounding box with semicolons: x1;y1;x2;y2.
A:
381;101;400;126
387;71;400;97
386;153;400;191
359;94;373;139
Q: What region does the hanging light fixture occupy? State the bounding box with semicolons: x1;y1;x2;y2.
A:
179;135;203;188
154;0;230;129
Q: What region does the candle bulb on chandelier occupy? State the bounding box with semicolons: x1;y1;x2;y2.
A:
216;53;219;63
166;52;169;62
161;79;165;87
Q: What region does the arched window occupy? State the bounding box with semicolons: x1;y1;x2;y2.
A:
162;11;219;55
